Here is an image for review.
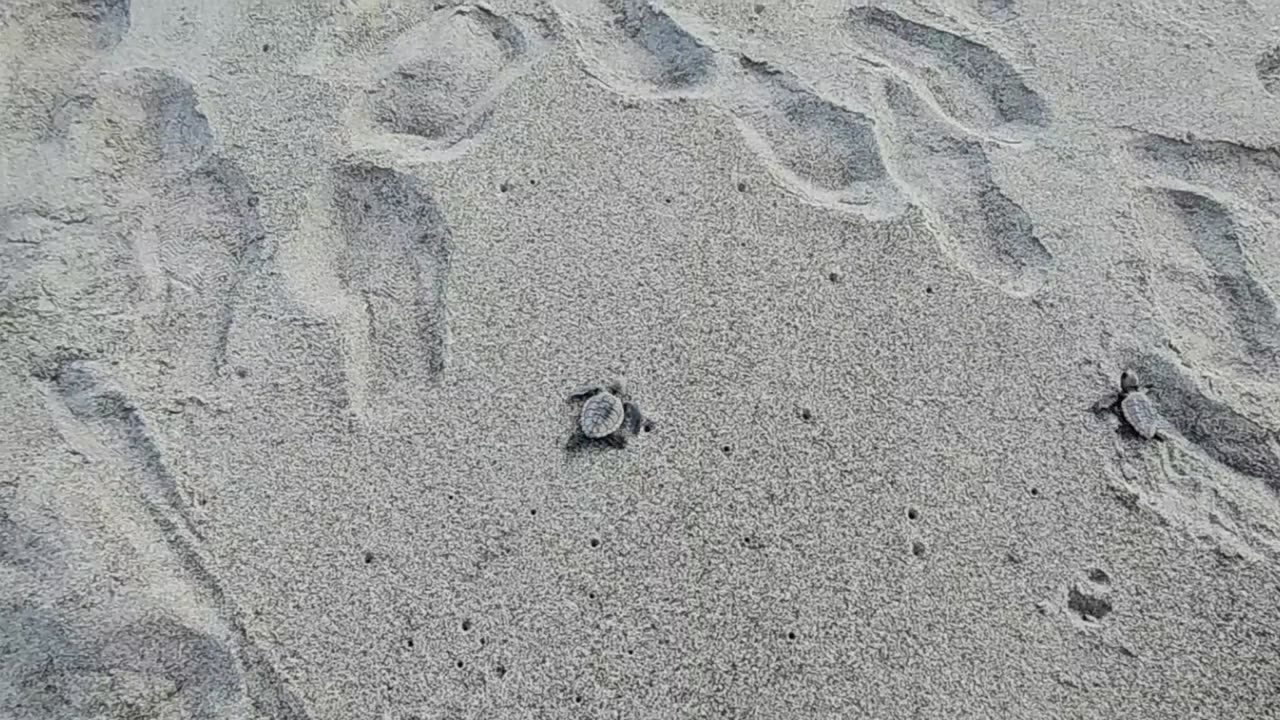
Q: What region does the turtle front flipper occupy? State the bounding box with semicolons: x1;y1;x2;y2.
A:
623;402;644;435
568;384;605;401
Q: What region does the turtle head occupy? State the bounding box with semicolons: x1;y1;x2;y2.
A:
1120;370;1141;393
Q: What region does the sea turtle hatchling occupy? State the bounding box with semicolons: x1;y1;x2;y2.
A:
567;381;647;450
1115;369;1159;440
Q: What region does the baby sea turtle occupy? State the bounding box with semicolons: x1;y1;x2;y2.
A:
566;381;646;451
1114;369;1159;440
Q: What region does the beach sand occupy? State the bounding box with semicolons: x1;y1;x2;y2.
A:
3;0;1280;717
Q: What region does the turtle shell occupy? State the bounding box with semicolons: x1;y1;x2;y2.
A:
580;391;625;439
1121;391;1158;440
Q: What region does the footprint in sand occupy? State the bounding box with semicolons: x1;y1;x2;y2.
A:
57;68;213;183
58;69;267;381
3;0;130;65
1125;131;1280;218
554;0;717;97
0;602;248;720
1135;186;1280;378
0;0;132;144
845;6;1048;139
974;0;1018;23
720;56;908;220
51;360;204;541
1258;46;1280;96
305;4;549;161
332;163;452;393
876;78;1053;296
19;360;312;720
1065;568;1113;626
0;204;138;359
74;0;131;49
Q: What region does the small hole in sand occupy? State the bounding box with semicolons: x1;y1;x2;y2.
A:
575;695;583;704
456;660;464;668
907;508;919;520
925;286;933;294
499;182;511;193
362;202;371;212
529;179;537;186
643;421;654;433
787;631;797;640
911;540;926;557
406;638;414;648
461;619;473;632
721;445;732;455
588;591;596;599
363;551;374;564
1030;487;1040;496
800;408;812;421
828;272;841;283
495;665;507;678
262;43;271;53
235;367;249;379
737;181;747;192
664;197;672;204
590;538;600;548
530;508;537;516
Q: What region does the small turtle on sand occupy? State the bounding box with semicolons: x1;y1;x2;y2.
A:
567;381;646;451
1109;369;1160;440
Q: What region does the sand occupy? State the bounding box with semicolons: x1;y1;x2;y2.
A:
2;0;1280;717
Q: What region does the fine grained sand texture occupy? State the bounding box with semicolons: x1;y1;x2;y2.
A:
3;0;1280;717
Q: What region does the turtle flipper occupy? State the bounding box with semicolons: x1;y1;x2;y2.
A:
568;384;605;402
604;433;628;450
623;402;643;435
1091;392;1123;417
